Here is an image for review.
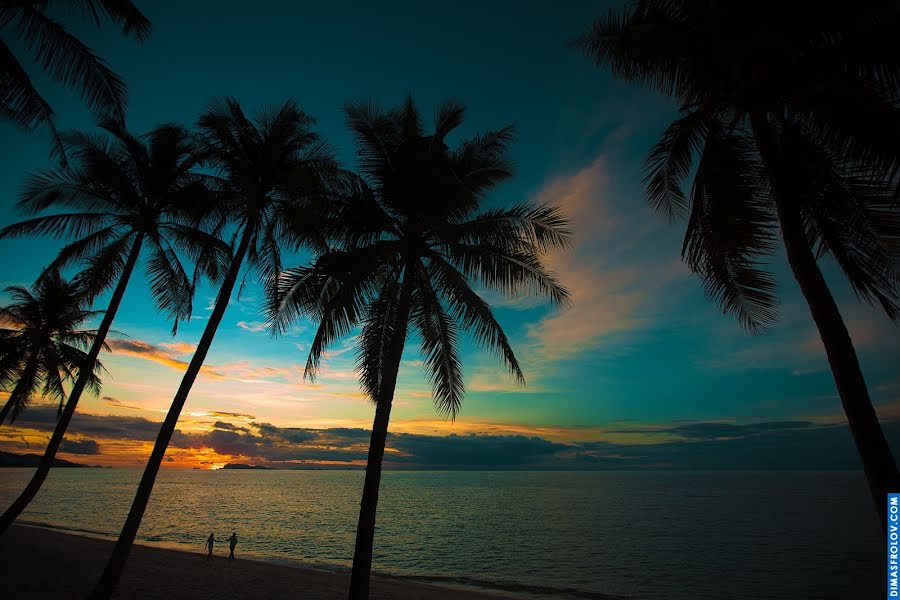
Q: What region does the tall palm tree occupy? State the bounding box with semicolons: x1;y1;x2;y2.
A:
88;98;341;599
1;0;151;154
0;121;226;535
267;97;572;600
0;268;103;426
574;0;900;528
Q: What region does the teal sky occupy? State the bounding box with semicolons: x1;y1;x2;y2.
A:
1;0;898;468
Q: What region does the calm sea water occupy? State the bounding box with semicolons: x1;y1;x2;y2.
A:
0;469;883;599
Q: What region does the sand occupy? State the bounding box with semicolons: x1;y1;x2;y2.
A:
0;524;516;599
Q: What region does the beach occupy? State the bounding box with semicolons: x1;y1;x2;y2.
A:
0;525;514;599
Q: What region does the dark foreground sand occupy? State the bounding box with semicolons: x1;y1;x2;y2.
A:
0;525;515;599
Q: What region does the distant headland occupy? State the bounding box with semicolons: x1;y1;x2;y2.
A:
0;452;107;469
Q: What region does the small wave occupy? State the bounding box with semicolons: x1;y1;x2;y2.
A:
18;520;114;539
383;573;635;600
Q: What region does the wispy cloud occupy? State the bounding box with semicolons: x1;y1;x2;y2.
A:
236;320;267;333
102;395;146;411
109;339;224;379
523;156;687;360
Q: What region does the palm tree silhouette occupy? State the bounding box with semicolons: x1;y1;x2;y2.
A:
0;268;104;426
0;121;226;535
267;97;572;600
88;98;342;599
1;0;151;155
574;0;900;528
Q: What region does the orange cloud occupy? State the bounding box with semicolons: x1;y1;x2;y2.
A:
108;339;224;379
159;341;198;354
524;156;687;359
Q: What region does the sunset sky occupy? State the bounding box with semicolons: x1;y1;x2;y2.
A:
1;0;898;469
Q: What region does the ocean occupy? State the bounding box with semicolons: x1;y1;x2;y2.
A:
0;469;883;599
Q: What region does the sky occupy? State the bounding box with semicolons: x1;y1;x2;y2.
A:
1;0;898;469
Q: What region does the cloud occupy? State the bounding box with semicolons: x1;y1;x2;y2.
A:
389;433;566;466
159;341;197;354
608;420;816;441
2;407;890;470
8;408;163;441
207;411;256;420
524;156;686;359
60;439;101;455
106;338;325;387
254;422;318;444
102;395;146;411
108;339;223;379
236;321;267;333
212;421;251;433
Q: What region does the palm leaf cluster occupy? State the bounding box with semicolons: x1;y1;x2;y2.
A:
0;269;103;421
575;0;900;331
1;121;231;334
194;98;341;294
268;97;572;417
1;0;149;148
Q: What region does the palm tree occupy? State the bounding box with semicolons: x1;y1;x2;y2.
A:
88;98;341;599
574;0;900;528
0;121;226;535
0;268;104;426
266;97;572;600
1;0;151;155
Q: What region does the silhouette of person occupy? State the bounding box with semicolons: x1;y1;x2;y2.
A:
228;532;238;560
205;532;216;560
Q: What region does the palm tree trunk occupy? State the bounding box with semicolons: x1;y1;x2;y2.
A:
0;235;144;536
0;354;38;428
348;269;414;600
0;396;12;426
88;227;253;600
752;114;900;531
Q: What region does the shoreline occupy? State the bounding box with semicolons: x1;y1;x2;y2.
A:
0;524;621;600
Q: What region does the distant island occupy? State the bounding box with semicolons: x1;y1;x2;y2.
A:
221;463;272;470
0;452;106;469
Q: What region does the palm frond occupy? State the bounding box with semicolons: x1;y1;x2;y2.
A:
782;120;900;319
433;98;466;145
344;100;401;178
441;243;571;307
72;233;134;300
644;108;712;221
793;73;900;182
74;0;152;41
410;262;465;418
451;126;516;199
45;225;123;271
0;212;112;240
17;166;123;215
425;254;524;383
355;271;402;400
572;1;697;100
683;127;779;332
0;39;53;128
14;6;128;123
436;202;573;254
146;239;193;335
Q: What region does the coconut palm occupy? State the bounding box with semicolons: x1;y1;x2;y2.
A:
0;268;104;426
266;97;572;600
0;121;227;535
574;0;900;528
1;0;150;154
88;98;341;599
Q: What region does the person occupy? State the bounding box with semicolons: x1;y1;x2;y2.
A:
205;532;216;560
228;532;238;560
